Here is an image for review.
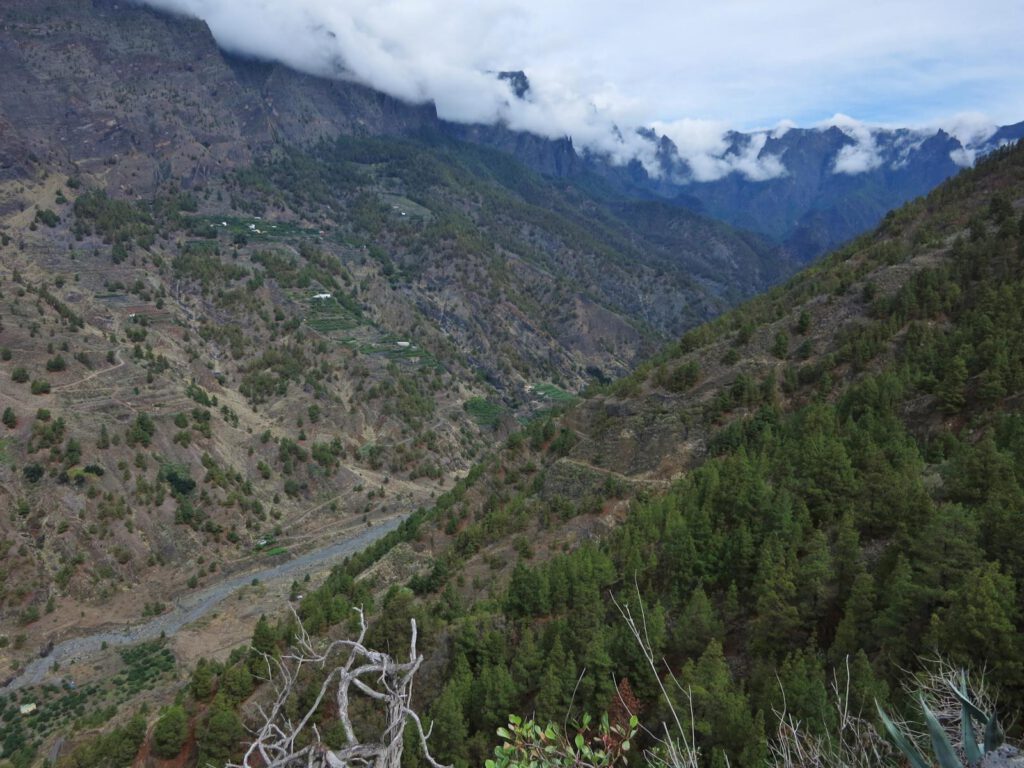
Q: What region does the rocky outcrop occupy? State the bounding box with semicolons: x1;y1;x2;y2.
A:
984;746;1024;768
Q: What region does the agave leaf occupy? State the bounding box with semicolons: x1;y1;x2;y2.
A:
983;712;1004;753
962;708;982;765
876;701;931;768
955;672;983;765
921;696;963;768
950;679;989;724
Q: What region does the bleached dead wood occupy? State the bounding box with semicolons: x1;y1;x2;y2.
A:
228;607;448;768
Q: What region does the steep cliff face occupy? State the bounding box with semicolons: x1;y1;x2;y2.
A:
0;0;445;192
443;121;578;178
0;1;578;194
2;0;260;185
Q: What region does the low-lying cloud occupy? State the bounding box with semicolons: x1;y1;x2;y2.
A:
130;0;1019;183
132;0;661;171
651;120;788;182
828;114;886;175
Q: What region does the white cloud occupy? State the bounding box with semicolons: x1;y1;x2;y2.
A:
825;114;885;175
649;120;787;182
650;118;728;180
132;0;669;171
941;112;998;147
949;148;977;168
938;113;998;169
771;120;798;139
128;0;1023;180
733;134;789;181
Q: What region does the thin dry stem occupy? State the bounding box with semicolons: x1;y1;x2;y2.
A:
611;577;701;768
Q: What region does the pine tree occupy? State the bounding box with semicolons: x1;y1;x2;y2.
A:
749;538;802;658
251;614;276;656
684;640;766;767
220;663;254;702
511;628;543;693
872;555;917;669
833;512;864;602
796;528;832;625
578;628;615;714
151;705;188;759
196;695;244;767
611;600;666;701
674;585;723;658
932;562;1022;687
769;648;835;735
534;636;576;724
663;508;698;601
506;562;549;617
937;354;968;413
845;649;889;714
471;663;517;734
830;570;876;661
429;684;469;767
191;658;216;700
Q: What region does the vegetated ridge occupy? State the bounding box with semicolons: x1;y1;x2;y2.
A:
162;140;1024;768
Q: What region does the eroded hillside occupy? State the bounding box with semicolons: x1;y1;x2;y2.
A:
0;50;781;701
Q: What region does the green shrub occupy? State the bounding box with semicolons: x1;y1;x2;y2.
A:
151;705;188;759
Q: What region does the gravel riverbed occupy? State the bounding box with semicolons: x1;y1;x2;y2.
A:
1;516;403;693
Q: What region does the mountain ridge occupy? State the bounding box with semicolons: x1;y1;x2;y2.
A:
4;0;1020;268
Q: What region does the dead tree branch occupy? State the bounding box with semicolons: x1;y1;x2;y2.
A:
228;607;449;768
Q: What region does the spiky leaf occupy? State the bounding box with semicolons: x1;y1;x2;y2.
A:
921;696;964;768
962;711;983;766
950;679;989;724
958;672;984;765
984;713;1004;754
876;701;931;768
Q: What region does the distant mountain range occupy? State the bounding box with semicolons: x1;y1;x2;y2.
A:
603;120;1024;261
2;2;1018;268
454;72;1024;261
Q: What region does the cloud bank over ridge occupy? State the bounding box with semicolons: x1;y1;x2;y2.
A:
133;0;660;171
131;0;1021;182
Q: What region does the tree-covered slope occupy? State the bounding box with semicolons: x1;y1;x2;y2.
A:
208;141;1024;768
9;129;1022;768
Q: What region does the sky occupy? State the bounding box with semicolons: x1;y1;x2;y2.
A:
133;0;1024;179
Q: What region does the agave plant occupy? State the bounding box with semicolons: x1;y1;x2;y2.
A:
876;671;1006;768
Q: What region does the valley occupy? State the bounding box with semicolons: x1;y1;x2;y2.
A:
0;1;1022;767
0;14;790;753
